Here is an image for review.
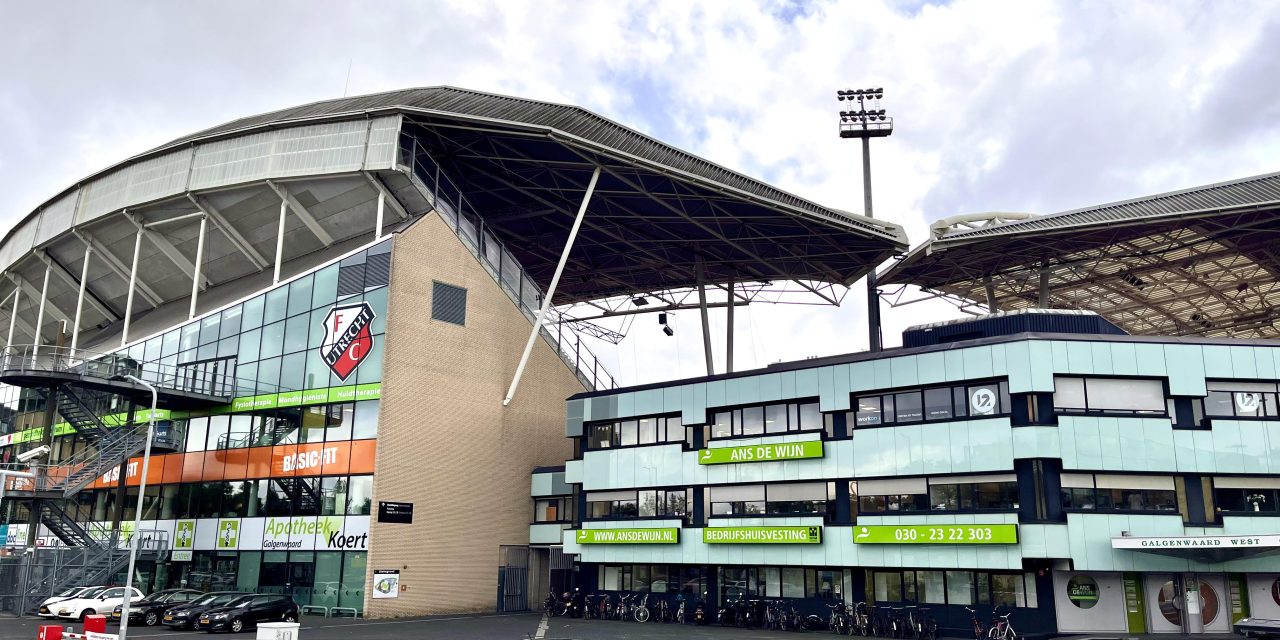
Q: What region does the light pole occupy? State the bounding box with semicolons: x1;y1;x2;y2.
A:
118;374;157;640
837;87;893;352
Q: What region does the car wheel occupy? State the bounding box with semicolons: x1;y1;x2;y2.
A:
284;612;297;623
80;610;95;622
144;611;159;626
230;618;244;633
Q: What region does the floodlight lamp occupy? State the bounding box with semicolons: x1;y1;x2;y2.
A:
633;296;649;306
658;312;668;325
663;325;674;337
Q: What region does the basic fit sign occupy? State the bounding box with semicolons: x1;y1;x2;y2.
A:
322;302;376;381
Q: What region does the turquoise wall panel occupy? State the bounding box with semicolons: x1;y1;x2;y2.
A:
1004;342;1032;393
1065;341;1093;374
890;356;917;388
917;352;945;385
1164;344;1207;396
831;365;851;411
1134;343;1168;377
1203;345;1234;378
1028;341;1056;392
849;361;875;393
1012;426;1061;459
1230;346;1259;379
963;346;994;379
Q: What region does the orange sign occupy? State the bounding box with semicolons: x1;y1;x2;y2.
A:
90;439;376;488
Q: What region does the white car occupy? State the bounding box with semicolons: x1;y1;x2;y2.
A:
55;586;144;621
38;586;104;617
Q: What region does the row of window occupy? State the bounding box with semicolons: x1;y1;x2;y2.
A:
870;569;1037;609
719;566;842;602
183;401;380;453
1060;473;1177;512
597;565;708;597
709;483;833;517
855;381;1011;427
152;550;367;612
587;416;684;449
712;402;823;439
856;478;1020;514
587;489;691;520
61;475;374;522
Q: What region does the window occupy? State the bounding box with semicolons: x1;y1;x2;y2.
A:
1202;381;1279;418
432;281;467;325
1054;376;1166;415
857;478;928;514
584;415;685;449
587;489;691;520
854;381;1010;428
1061;473;1177;512
704;401;822;439
598;565;707;595
535;497;572;522
713;566;845;603
926;475;1019;511
870;570;1033;607
1214;477;1280;514
709;482;830;517
347;476;373;515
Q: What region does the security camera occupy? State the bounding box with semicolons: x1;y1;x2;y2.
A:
17;446;50;463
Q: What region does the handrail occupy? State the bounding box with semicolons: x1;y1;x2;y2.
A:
0;345;238;398
403;140;618;391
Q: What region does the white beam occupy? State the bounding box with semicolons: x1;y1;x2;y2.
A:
274;198;287;284
362;171;410;221
71;244;91;357
8;273;69;328
187;193;269;270
121;229;143;347
124;212;209;291
72;230;162;308
189;215;207;319
32;265;51;356
266;180;335;246
36;249;118;321
503;166;601;406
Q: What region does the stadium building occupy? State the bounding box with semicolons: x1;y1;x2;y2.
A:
532;173;1280;635
0;87;907;617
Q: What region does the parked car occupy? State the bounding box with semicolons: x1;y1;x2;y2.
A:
111;588;203;626
198;594;300;633
38;586;103;617
163;592;244;630
55;586;144;621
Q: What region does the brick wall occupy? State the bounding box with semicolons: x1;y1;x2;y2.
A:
364;213;582;617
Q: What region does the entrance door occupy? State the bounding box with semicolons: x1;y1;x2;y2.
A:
1144;574;1228;633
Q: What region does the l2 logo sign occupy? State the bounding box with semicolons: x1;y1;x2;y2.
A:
321;302;376;381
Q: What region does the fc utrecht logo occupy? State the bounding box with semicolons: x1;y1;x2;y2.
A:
321;302;376;381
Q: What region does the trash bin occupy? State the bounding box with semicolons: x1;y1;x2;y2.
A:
256;621;301;640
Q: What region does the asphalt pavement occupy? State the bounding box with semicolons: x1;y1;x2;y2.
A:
0;612;542;640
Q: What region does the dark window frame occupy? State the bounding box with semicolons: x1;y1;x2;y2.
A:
852;380;1011;430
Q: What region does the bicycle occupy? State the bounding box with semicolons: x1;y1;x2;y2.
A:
987;609;1017;640
965;607;986;640
827;602;848;634
851;601;871;636
911;606;937;640
675;595;687;624
634;593;651;622
653;597;670;623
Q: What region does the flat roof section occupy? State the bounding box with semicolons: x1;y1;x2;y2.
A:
880;171;1280;338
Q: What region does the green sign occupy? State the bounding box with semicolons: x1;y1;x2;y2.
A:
697;440;823;465
703;526;823;544
216;519;239;549
575;528;680;544
852;524;1018;545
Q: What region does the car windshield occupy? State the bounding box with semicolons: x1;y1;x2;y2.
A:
211;593;242;605
225;596;255;608
56;587;83;597
137;591;168;603
81;588;108;599
190;593;227;606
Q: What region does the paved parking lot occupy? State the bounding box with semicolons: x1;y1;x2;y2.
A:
545;616;836;639
0;612;542;640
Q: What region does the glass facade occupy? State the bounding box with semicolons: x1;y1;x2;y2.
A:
0;239;391;614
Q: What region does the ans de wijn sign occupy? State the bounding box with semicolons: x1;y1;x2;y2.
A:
698;440;823;465
575;528;680;544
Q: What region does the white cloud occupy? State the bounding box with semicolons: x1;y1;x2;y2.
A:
2;0;1278;386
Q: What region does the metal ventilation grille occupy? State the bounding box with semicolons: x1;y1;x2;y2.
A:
432;281;467;326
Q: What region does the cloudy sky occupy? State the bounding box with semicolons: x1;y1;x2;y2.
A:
2;0;1278;386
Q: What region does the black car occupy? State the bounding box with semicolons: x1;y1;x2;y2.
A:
198;594;299;633
163;591;244;630
111;589;203;626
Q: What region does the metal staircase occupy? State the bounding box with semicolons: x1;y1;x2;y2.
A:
38;385;113;440
0;345;228;613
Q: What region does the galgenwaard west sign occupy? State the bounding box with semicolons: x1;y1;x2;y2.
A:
1111;534;1280;549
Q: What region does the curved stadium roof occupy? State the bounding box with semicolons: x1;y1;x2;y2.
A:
0;87;907;349
881;171;1280;338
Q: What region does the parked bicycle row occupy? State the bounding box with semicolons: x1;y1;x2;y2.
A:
542;589;1019;639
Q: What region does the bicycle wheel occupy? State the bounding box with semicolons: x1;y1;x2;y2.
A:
635;606;650;623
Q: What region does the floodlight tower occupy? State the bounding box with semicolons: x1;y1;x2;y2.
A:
837;87;893;352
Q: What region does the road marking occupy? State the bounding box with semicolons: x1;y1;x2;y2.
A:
534;614;549;639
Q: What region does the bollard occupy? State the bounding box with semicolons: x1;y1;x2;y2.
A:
37;625;63;640
82;615;107;636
